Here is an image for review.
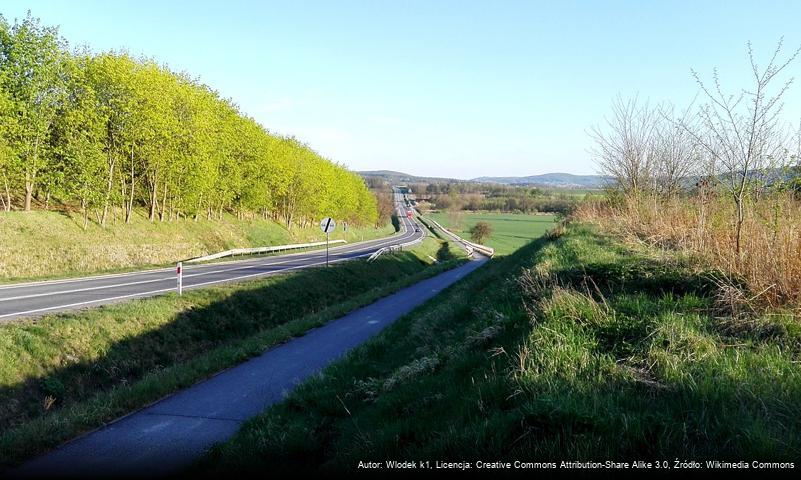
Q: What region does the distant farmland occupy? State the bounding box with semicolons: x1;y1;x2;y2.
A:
428;212;557;255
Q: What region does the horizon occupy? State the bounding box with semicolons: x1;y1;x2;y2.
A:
4;1;801;178
358;168;606;181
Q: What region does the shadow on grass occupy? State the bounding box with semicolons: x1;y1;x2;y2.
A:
0;250;445;466
435;242;457;262
192;229;801;472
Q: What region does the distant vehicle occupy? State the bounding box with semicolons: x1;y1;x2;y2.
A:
414;226;421;233
406;210;413;219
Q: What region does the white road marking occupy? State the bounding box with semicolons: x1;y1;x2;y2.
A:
0;266;175;290
0;234;417;319
0;254;374;319
0;232;416;303
0;203;419;319
0;228;408;291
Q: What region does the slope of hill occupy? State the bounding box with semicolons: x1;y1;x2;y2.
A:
358;170;465;184
472;172;609;188
359;170;609;188
0;210;394;281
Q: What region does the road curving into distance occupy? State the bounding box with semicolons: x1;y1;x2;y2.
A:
0;190;423;322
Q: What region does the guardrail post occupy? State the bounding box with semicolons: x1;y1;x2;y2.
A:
177;262;183;296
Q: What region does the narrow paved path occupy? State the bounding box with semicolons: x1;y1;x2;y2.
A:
14;256;488;477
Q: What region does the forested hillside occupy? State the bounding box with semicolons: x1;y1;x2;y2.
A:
0;13;377;229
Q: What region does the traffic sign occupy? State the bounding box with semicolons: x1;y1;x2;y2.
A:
320;217;336;266
320;217;336;233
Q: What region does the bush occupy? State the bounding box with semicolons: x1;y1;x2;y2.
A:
469;221;493;243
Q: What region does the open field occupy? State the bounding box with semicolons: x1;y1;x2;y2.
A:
427;211;557;255
0;236;464;468
197;223;801;474
0;209;394;282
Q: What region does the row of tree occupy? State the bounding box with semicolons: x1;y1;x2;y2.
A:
0;13;377;228
403;181;577;214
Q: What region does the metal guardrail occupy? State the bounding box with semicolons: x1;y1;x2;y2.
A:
425;218;495;258
416;215;472;256
367;218;425;262
185;239;348;263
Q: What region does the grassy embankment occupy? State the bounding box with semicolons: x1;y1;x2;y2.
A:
428;211;557;255
198;223;801;474
0;235;466;468
0;208;394;281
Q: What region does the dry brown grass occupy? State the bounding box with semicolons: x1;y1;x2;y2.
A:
575;193;801;308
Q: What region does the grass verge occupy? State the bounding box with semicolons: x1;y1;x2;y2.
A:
0;208;394;282
0;236;464;468
197;223;801;474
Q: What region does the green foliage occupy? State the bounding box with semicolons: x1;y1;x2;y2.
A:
0;13;376;226
468;220;493;243
0;237;464;466
420;181;582;214
197;224;801;474
0;12;67;211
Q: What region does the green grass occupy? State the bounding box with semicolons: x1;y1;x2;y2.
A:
0;235;464;467
428;211;557;255
197;223;801;474
0;208;394;281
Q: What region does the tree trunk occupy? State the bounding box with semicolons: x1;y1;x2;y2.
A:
2;176;10;211
101;154;116;227
125;145;136;224
24;143;39;212
734;194;744;263
81;197;89;230
148;179;158;222
194;194;202;222
24;181;33;211
166;191;173;222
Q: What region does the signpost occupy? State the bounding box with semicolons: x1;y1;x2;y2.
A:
320;217;336;266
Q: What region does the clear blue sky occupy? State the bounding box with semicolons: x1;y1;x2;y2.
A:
4;1;801;178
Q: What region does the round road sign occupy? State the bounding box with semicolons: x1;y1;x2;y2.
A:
320;217;336;233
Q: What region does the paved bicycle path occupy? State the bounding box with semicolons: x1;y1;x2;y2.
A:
14;255;488;477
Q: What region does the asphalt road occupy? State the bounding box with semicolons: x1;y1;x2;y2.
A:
0;193;423;322
13;252;488;477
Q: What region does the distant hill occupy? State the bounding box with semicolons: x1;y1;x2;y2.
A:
471;173;610;188
358;170;465;184
359;170;610;188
